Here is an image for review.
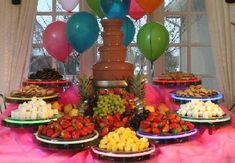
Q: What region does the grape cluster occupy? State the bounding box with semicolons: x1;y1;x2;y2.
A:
29;68;63;80
130;110;150;131
93;94;125;118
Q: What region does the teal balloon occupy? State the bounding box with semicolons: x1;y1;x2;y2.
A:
137;22;169;63
100;0;130;19
65;12;99;53
121;16;135;47
86;0;105;18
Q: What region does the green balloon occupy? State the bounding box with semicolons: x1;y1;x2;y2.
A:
86;0;105;18
137;22;169;63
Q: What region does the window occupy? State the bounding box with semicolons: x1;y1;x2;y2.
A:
30;0;80;77
162;0;216;88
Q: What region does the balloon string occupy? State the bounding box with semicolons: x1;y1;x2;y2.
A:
148;13;154;83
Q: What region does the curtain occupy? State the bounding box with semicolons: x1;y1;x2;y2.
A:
0;0;38;95
206;0;235;108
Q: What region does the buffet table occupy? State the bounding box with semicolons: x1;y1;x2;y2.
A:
0;84;235;163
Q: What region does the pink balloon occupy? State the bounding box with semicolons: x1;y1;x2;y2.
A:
43;21;73;62
58;0;79;12
129;0;146;20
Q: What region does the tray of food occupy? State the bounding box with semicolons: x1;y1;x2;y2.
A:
153;72;201;86
35;115;99;150
170;85;223;104
177;100;231;123
92;127;156;162
3;97;60;128
5;85;58;104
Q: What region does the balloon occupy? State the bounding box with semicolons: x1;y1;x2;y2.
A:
86;0;105;18
137;22;169;63
136;0;163;13
43;21;73;62
129;0;146;20
58;0;79;12
121;16;135;46
100;0;131;19
65;12;99;53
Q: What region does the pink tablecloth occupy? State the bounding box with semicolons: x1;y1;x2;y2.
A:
1;85;235;163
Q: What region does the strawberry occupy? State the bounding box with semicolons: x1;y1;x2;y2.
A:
141;120;151;128
74;121;83;129
147;114;155;121
180;120;185;125
84;118;91;123
66;126;74;132
181;125;188;131
54;124;63;132
61;131;71;139
63;115;72;121
60;120;71;129
162;124;170;133
143;128;151;133
42;126;47;135
46;128;54;137
101;127;109;136
152;127;160;134
114;113;121;121
171;128;182;134
83;127;93;134
38;125;44;134
153;117;162;123
107;115;114;123
151;122;158;128
169;123;177;129
186;122;194;130
175;116;181;122
72;130;81;139
114;122;121;128
122;117;128;125
168;114;176;120
86;123;95;130
80;130;88;136
51;131;60;138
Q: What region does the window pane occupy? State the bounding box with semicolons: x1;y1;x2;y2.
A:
165;16;187;44
30;48;52;73
191;47;215;75
191;0;205;12
132;16;147;43
97;18;104;45
191;15;210;44
165;0;187;12
37;0;52;12
165;47;180;72
56;1;79;12
126;47;148;75
56;15;70;22
33;16;52;44
56;54;79;76
202;78;217;89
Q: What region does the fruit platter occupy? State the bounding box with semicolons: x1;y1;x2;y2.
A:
5;84;58;104
177;100;231;124
92;127;156;162
35;115;99;150
3;97;60;128
170;85;223;104
153;72;201;86
136;105;198;143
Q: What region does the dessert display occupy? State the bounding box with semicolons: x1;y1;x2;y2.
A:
177;100;231;124
154;71;201;86
10;85;56;98
37;115;95;140
98;127;149;152
177;100;225;119
92;127;155;162
175;85;217;98
158;72;197;80
29;68;63;80
11;97;58;120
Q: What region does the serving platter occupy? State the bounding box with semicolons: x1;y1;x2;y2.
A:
92;144;156;162
153;78;201;87
34;130;99;150
5;94;58;104
170;91;224;104
3;114;61;128
179;114;231;123
23;79;71;87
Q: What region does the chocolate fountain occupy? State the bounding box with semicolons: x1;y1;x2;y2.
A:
93;19;134;82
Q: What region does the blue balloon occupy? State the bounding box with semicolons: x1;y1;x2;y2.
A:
121;16;135;46
65;12;99;53
100;0;131;19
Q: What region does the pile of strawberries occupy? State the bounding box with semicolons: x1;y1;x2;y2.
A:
38;115;95;139
139;112;195;135
93;113;129;137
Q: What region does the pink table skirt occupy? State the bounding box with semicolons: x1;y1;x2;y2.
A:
1;84;235;163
